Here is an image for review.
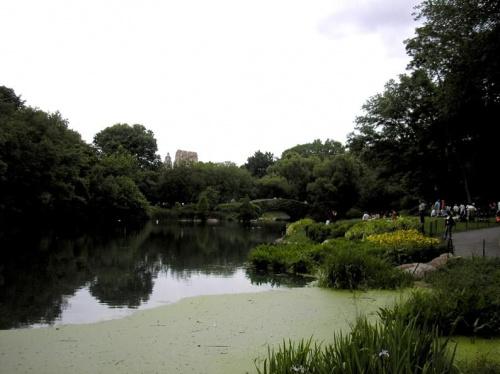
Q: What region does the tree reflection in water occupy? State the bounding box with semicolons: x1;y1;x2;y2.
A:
0;221;301;329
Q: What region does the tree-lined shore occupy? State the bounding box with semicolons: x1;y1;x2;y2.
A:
2;0;498;231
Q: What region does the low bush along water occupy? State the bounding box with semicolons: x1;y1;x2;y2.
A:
248;217;445;289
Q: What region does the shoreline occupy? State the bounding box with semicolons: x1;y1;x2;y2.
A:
0;287;399;374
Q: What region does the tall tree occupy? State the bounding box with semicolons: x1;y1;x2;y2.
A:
93;123;161;171
306;154;362;214
0;88;96;227
243;150;275;178
349;0;500;206
282;139;345;160
348;70;441;203
267;152;317;201
405;0;500;202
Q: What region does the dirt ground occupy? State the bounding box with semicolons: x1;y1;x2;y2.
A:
0;287;398;374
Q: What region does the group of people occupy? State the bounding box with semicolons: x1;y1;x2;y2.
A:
428;200;486;222
419;199;500;239
361;211;398;222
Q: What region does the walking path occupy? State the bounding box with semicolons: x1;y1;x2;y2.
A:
451;225;500;258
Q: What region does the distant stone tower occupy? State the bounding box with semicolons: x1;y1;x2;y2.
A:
175;149;198;164
164;153;172;168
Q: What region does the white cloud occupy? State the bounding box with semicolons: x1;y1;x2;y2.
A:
0;0;421;166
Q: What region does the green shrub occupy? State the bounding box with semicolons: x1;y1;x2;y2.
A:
307;220;359;243
345;217;421;240
283;218;358;244
382;257;500;337
252;199;310;220
149;206;179;220
248;242;330;274
255;315;458;374
215;202;241;213
345;207;363;219
317;246;413;290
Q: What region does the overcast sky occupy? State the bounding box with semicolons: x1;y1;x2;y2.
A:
1;0;421;166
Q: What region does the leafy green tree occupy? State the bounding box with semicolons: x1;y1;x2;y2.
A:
0;89;96;227
157;161;253;206
267;152;317;201
0;86;25;114
306;154;362;214
404;0;500;202
196;192;210;221
243;150;275;178
88;171;150;224
282;139;345;160
93;123;161;171
237;195;261;222
348;70;441;204
254;175;293;199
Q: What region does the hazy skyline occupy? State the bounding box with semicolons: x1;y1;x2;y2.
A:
1;0;421;165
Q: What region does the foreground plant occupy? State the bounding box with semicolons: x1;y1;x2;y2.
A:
384;257;500;337
255;314;458;373
317;248;413;290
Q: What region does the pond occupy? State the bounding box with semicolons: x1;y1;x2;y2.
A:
0;220;307;329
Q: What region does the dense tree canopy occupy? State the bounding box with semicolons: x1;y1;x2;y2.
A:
0;94;95;227
348;0;500;206
93;123;161;171
2;2;499;230
243;151;275;178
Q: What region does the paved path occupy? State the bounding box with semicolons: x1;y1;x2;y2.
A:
450;226;500;258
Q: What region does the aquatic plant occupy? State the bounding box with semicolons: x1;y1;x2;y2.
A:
255;314;458;373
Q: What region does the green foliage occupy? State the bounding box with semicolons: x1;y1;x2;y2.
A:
382;257;500;337
243;150;275;178
307;220;359;243
458;354;500;374
254;174;293;199
283;218;358;244
256;315;458;374
267;152;316;201
157;161;253;206
248;242;329;274
345;217;422;240
306;154;362;214
281;139;345;160
349;1;500;204
285;218;315;236
317;245;413;290
196;192;210;221
253;199;310;221
93;123;161;171
364;229;447;265
0;86;24;114
237;195;261;222
0;97;96;226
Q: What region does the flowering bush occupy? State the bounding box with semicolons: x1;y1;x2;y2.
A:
363;229;445;265
365;229;439;250
345;217;422;240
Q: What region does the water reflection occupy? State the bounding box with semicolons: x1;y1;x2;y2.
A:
0;221;297;329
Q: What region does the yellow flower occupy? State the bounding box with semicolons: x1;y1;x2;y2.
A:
366;229;439;248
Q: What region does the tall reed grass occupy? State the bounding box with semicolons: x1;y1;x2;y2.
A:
255;314;458;374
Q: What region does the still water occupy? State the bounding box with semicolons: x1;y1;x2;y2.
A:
0;221;305;330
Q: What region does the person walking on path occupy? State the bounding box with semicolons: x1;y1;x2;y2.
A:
443;211;455;240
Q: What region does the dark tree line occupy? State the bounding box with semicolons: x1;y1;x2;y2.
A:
1;0;498;230
348;0;500;207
